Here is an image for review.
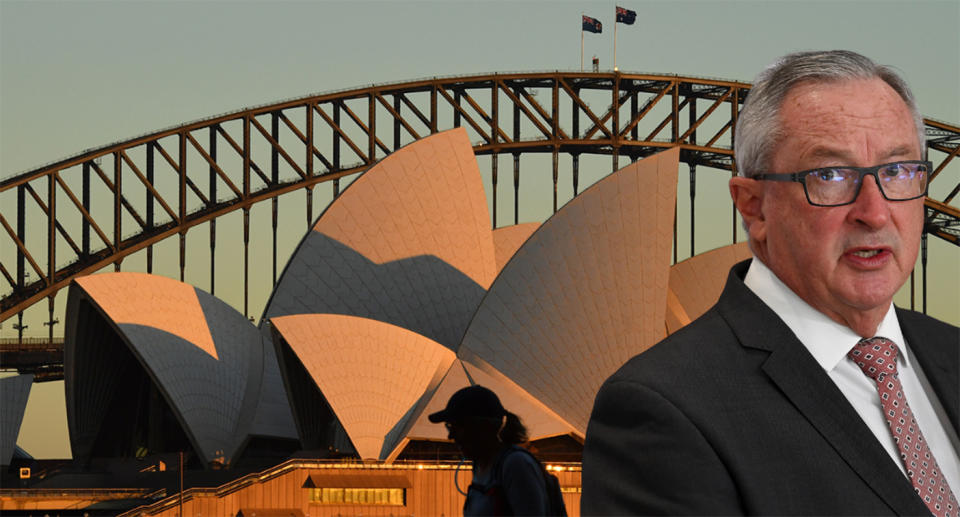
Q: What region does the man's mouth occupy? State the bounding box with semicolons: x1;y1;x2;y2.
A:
850;249;882;258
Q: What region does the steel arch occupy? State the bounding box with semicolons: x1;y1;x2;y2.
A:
2;71;959;328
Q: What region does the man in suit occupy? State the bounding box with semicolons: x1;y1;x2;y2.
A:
582;50;959;515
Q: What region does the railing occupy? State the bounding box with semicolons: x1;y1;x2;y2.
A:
2;71;957;333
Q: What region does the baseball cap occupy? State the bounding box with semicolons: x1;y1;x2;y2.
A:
428;385;506;423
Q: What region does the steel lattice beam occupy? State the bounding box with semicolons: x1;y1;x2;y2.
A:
1;71;958;325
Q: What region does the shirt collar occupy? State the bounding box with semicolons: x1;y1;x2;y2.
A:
743;257;907;373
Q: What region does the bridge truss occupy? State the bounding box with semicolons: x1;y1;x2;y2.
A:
2;72;958;357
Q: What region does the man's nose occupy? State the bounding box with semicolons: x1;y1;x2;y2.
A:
847;174;890;228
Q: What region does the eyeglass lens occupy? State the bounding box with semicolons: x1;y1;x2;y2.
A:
804;162;928;205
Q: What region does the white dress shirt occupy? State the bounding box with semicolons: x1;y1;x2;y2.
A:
744;257;960;490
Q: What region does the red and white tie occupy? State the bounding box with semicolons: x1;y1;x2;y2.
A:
849;337;957;517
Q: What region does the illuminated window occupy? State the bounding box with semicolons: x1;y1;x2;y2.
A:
308;487;405;505
302;474;411;506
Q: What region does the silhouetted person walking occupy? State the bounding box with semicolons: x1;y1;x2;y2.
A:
430;385;556;516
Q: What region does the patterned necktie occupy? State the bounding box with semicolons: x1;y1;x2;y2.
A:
848;337;957;517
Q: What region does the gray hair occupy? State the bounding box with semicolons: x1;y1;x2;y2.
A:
734;50;926;177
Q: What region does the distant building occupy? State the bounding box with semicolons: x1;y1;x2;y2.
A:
25;128;750;514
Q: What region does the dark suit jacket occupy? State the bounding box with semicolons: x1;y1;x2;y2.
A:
582;260;959;515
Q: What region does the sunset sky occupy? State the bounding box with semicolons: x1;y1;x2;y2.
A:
2;0;957;459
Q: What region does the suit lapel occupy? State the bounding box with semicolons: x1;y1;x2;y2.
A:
716;261;930;515
897;307;960;435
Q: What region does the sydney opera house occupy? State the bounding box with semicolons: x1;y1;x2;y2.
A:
3;129;752;515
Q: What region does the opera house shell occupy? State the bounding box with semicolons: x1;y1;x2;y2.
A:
1;373;33;466
63;128;752;467
64;273;298;467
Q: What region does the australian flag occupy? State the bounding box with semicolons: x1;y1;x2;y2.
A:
616;6;636;25
582;15;602;33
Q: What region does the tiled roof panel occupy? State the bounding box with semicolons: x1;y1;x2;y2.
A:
74;273;218;360
667;242;752;334
0;374;33;465
493;223;540;273
265;129;495;350
459;148;680;434
271;314;456;460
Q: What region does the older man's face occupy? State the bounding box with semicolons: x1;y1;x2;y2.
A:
735;78;924;336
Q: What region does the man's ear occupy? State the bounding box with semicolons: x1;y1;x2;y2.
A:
729;176;766;242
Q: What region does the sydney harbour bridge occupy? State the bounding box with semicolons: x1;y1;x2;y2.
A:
2;71;958;381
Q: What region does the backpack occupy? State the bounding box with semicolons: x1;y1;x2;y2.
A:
478;444;568;517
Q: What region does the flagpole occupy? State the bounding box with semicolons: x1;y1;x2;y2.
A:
614;8;618;71
581;27;584;72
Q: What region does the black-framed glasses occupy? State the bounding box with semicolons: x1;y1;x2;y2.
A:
752;160;930;207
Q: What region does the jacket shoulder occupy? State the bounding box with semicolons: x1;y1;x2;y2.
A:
896;306;959;335
607;306;738;385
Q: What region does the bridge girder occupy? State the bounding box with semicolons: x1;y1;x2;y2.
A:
2;71;958;326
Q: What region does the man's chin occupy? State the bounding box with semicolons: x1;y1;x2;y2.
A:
839;289;896;315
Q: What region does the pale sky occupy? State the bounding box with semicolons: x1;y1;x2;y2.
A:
2;0;958;459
